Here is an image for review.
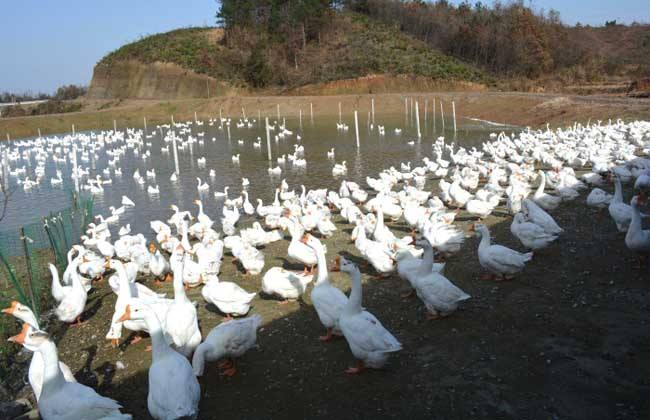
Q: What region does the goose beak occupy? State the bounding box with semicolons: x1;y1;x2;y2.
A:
300;234;310;244
331;256;341;272
117;305;131;323
103;257;111;269
2;300;19;315
8;323;29;344
469;224;476;232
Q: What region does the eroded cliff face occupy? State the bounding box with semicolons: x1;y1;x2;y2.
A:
88;60;238;99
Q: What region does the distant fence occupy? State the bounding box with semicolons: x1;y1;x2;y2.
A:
0;192;94;320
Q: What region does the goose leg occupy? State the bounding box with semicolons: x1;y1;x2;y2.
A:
221;359;237;377
400;289;416;299
71;316;86;327
345;361;366;375
426;311;441;320
218;358;233;369
319;328;333;342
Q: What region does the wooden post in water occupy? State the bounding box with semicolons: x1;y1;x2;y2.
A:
171;115;175;126
265;117;272;161
258;109;261;123
404;98;408;119
424;100;428;124
194;111;198;124
432;97;436;132
367;111;371;130
72;144;79;193
440;101;445;131
113;119;117;132
371;98;375;126
72;124;75;136
415;101;421;138
172;132;180;175
219;108;223;128
38;128;41;138
144;117;147;134
338;102;342;125
21;227;39;318
277;104;280;121
242;107;246;120
310;103;313;124
354;110;360;149
226;124;231;142
452;101;457;134
299;109;302;130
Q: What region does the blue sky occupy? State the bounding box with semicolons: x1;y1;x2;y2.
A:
0;0;648;94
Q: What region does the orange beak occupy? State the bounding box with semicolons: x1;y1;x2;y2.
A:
103;257;111;269
117;305;131;323
300;234;310;244
149;243;156;252
2;300;19;315
331;256;341;272
8;323;29;344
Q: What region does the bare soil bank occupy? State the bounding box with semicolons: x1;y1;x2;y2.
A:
2;91;650;139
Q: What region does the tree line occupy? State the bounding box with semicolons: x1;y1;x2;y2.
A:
1;84;87;104
216;0;649;84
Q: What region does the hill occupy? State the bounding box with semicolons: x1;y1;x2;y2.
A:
88;13;487;99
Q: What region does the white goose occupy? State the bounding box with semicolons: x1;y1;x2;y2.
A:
533;170;562;211
201;275;256;318
196;177;210;193
609;174;635;232
411;239;470;320
302;235;348;341
338;256;402;374
473;223;533;280
164;260;202;358
625;196;650;265
510;213;559;250
192;315;262;377
2;303;77;402
117;302;200;419
10;329;131;419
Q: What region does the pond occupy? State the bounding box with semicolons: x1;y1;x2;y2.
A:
0;112;510;245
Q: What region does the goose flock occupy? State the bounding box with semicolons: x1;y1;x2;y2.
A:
2;115;650;419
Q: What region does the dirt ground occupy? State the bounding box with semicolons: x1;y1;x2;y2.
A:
3;171;650;419
2;91;650;139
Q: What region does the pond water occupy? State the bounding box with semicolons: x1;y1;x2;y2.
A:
0;112;510;244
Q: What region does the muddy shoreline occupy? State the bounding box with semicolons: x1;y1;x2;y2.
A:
2;91;650;140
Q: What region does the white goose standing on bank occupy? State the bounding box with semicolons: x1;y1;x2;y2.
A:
165;256;202;358
302;235;347;341
2;302;77;402
117;302;200;419
625;196;650;265
473;223;533;280
192;315;262;377
8;329;131;419
338;256;402;374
